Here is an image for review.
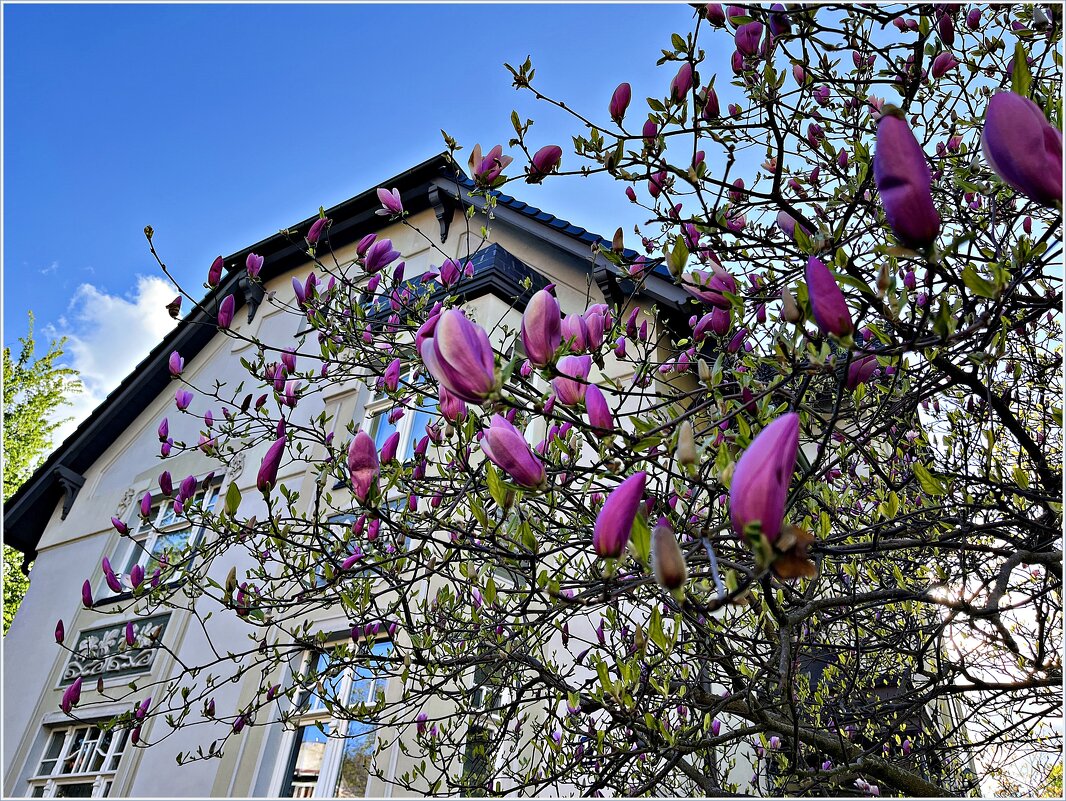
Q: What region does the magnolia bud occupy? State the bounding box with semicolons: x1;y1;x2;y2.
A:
877;262;892;296
780;286;802;323
697;358;711;384
675;421;698;467
651;518;688;591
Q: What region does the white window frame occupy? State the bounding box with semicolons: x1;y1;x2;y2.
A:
105;479;221;597
360;373;438;469
270;640;393;798
27;723;128;798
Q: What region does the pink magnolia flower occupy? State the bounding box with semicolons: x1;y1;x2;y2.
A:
207;256;224;287
217;295;235;329
609;82;632;123
60;677;83;714
522;289;562;366
481;415;546;489
246;253;264;278
376;188;404;216
931;51;959;80
729;413;800;542
735;21;763;57
418;309;497;404
348;431;380;503
552;355;592;406
168;351;184;377
593;472;648;558
306;217;332;244
873;110;941;249
982;91;1063;208
585;384;613;435
682;267;737;308
651;518;687;590
527;145;563;183
670;62;693;102
805;256;854;338
470;144;513;184
257;437;286;492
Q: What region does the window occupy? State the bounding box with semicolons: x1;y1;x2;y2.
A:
306;503;409;590
28;724;128;798
361;376;438;465
278;640;393;798
462;658;515;796
107;480;221;595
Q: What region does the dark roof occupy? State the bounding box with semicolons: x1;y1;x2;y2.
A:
368;242;551;320
462;176;627;253
3;153;681;561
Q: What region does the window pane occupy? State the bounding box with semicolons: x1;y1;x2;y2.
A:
39;730;66;775
135;502;163;535
31;786;45;797
334;721;375;798
61;729;88;775
71;728;100;774
404;399;438;460
150;528;194;563
367;411;398;453
156;499;183;529
105;729;128;772
54;782;94;798
462;724;494;797
201;485;220;512
88;731;109;773
120;541;149;578
283;725;329;798
304;653;343;713
349;641;393;705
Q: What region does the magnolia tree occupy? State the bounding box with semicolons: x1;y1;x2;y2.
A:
58;3;1061;797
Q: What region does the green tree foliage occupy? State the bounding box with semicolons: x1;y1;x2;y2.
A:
1041;762;1063;798
2;313;81;633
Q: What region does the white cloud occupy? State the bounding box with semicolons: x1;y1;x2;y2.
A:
45;276;179;444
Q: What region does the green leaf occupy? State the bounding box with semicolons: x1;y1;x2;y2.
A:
649;606;670;652
596;660;614;695
912;463;946;496
1011;42;1032;97
1013;466;1030;490
837;272;876;298
794;222;814;253
470;498;489;528
225;482;242;516
629;513;651;566
962;264;998;299
486;463;507;507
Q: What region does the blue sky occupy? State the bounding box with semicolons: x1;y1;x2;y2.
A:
3;1;700;435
